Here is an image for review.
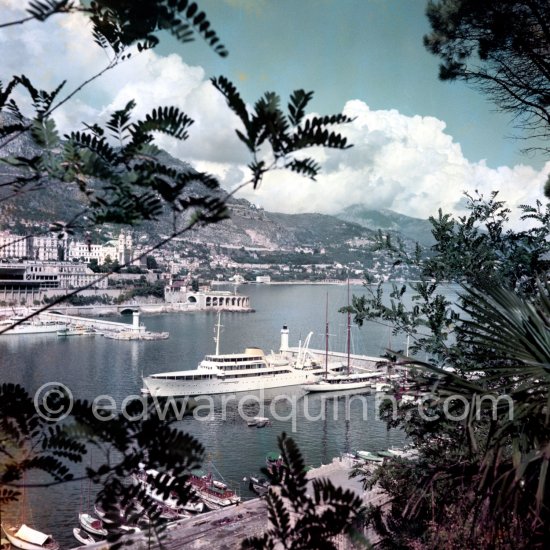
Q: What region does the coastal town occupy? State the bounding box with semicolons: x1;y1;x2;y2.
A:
0;220;423;308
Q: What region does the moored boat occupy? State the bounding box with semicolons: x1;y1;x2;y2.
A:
133;468;204;515
302;371;380;393
1;523;59;550
189;469;240;509
79;513;107;537
266;451;283;474
247;416;270;427
248;474;270;495
300;287;382;394
0;316;66;335
355;450;384;463
72;528;95;546
142;316;328;397
58;326;95;337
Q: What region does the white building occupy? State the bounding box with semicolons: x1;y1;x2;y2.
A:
0;231;71;261
164;280;251;309
67;230;133;265
0;231;30;259
31;235;66;261
0;261;108;290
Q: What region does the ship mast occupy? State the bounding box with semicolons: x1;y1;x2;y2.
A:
214;311;222;356
347;278;351;376
325;292;329;380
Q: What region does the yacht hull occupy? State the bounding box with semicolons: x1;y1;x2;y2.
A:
302;380;371;392
144;370;320;397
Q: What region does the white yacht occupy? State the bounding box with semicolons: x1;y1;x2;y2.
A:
0;316;67;335
302;371;381;393
142;317;323;397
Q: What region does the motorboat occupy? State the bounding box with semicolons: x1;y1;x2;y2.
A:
266;452;283;474
354;450;384;463
72;528;95;546
189;469;240;510
79;513;107;537
248;475;270;495
133;468;204;515
247;416;271;427
1;523;59;550
57;326;95;337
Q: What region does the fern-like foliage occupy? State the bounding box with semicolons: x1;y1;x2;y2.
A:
26;0;74;21
211;76;354;188
243;433;365;549
85;1;228;57
0;384;205;550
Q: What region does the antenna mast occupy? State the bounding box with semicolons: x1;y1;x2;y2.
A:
214;311;222;356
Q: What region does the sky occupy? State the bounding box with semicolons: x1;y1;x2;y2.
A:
1;0;548;227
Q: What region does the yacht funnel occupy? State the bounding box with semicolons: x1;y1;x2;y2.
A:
280;325;289;352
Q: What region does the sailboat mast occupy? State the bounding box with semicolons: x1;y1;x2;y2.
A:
347;278;351;376
325;292;329;380
214;311;222;356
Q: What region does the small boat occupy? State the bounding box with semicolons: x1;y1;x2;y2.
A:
266;452;283;474
373;450;395;458
355;450;384;463
248;475;270;495
79;513;107;537
58;326;95;337
247;416;270;427
1;523;60;550
104;331;169;340
72;528;95;546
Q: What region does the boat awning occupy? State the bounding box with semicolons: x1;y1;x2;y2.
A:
15;524;51;545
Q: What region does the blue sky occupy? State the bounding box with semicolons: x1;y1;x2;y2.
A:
161;0;538;170
1;0;548;224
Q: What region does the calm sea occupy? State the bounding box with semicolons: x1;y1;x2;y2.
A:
0;283;457;546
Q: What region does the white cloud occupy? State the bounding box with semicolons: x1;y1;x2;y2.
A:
238;100;549;228
0;2;547;228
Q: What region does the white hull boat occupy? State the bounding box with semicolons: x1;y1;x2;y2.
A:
72;528;95;546
134;469;204;514
0;317;66;335
143;318;323;397
58;326;95;337
248;475;270;495
189;471;240;509
247;416;271;427
79;513;107;537
1;524;59;550
302;372;380;393
355;450;384;463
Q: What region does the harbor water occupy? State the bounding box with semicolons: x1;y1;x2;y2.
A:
0;283;457;547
